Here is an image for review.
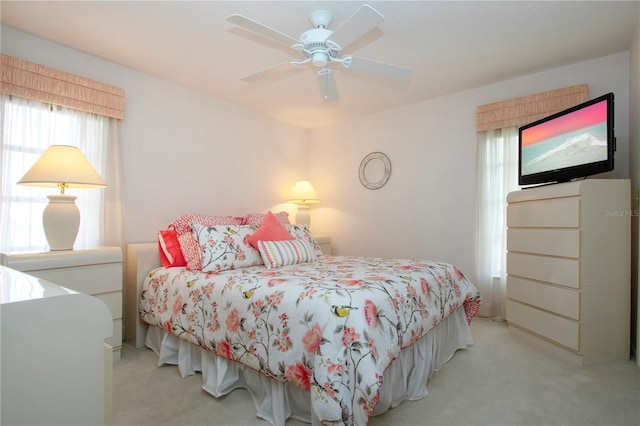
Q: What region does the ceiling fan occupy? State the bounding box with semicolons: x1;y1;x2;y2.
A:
226;4;411;102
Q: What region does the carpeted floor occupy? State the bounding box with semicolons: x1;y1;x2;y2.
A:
112;319;640;426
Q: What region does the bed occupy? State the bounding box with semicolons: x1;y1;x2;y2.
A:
124;216;481;426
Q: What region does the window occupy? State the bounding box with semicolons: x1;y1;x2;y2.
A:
473;85;589;319
474;127;519;319
0;95;110;253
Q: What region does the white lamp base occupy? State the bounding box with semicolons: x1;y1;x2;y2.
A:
43;194;80;251
295;205;311;228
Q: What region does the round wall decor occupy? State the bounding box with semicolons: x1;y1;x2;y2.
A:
359;152;391;190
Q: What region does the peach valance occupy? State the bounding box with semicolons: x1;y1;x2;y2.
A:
0;54;124;120
476;84;588;132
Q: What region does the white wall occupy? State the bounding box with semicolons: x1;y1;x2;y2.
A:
1;26;310;243
309;53;630;282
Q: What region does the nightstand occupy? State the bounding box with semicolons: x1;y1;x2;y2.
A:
315;235;331;255
3;246;123;360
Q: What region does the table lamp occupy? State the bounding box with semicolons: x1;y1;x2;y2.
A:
286;180;320;227
17;145;107;251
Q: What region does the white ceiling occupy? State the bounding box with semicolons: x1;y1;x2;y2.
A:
1;1;638;128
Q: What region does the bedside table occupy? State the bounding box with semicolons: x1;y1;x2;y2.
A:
3;246;124;360
315;235;331;255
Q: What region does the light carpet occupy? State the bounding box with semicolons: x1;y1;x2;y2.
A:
112;319;640;426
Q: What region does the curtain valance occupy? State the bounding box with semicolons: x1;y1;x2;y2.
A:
0;54;124;120
476;84;588;132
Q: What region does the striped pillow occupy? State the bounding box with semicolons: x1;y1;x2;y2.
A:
257;239;317;269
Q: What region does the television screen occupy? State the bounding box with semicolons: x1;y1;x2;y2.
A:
518;92;614;186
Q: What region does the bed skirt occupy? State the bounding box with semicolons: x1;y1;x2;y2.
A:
145;306;473;426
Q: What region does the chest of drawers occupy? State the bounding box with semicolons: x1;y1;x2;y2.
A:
2;246;123;360
506;179;630;365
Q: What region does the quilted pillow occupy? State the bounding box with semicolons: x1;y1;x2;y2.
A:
257;239;317;269
246;211;294;249
171;213;243;270
286;224;323;256
243;211;290;226
158;229;186;267
191;223;263;273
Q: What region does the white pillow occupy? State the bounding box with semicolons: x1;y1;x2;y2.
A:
257;239;317;269
191;223;263;272
285;224;323;256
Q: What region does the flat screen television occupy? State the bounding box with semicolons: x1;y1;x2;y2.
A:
518;92;615;186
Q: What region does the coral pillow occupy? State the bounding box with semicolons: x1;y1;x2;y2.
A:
246;211;294;249
158;229;186;267
171;213;243;270
257;239;317;269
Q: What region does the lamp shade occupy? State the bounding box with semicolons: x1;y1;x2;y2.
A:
17;145;106;190
286;180;320;204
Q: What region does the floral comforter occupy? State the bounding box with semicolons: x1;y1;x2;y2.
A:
139;255;481;425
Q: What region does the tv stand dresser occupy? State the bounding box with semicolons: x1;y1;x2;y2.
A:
506;179;630;366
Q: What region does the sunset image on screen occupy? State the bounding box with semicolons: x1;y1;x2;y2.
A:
521;99;608;176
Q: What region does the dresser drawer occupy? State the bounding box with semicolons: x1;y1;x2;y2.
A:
28;263;122;295
507;252;579;288
507;228;580;258
507;276;579;319
507;197;580;228
507;299;579;351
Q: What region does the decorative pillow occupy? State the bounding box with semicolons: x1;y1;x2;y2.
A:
286;224;323;256
243;211;290;226
191;223;263;272
246;211;294;249
257;239;317;269
171;213;244;270
158;229;186;267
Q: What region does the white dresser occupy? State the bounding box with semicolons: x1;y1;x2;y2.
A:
2;246;124;360
506;179;631;366
0;265;112;425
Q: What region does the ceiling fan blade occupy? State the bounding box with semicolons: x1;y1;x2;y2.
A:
346;56;411;81
226;14;299;47
329;4;384;50
240;62;295;83
317;71;339;102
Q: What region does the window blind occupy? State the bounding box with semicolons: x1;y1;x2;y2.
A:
0;54;124;120
476;84;588;132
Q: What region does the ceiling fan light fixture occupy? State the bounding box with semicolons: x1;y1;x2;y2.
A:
312;52;329;67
